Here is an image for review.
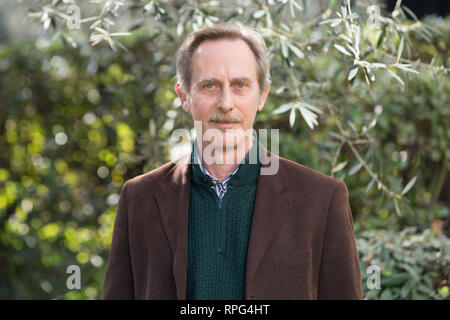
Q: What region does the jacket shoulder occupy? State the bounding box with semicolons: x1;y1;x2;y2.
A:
277;155;345;191
274;155;350;217
123;160;177;191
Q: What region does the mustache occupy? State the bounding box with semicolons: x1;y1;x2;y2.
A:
209;113;242;123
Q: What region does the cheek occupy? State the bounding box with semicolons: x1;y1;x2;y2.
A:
238;97;259;117
191;102;215;122
191;93;214;109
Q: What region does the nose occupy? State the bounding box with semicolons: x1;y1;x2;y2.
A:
217;86;233;112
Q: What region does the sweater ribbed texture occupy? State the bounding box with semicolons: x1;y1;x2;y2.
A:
186;139;261;300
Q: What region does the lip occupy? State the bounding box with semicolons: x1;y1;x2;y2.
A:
211;121;237;129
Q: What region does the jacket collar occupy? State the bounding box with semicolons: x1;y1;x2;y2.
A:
154;140;291;300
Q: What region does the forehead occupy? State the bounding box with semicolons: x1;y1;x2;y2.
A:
191;38;258;82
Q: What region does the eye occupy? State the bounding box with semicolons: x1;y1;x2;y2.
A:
235;82;245;88
203;83;215;89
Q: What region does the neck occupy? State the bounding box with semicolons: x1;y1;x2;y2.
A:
196;135;253;182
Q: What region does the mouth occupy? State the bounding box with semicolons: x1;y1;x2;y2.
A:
211;121;237;129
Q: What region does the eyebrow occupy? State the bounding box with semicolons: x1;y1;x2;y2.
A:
196;77;253;87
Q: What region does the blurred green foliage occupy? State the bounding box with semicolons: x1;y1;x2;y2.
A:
358;227;449;300
0;0;449;299
0;39;174;299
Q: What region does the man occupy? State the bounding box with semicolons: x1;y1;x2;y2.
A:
102;23;362;300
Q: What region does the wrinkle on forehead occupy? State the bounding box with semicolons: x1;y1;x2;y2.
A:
191;39;258;85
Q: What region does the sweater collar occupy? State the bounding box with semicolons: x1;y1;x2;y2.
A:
191;132;261;187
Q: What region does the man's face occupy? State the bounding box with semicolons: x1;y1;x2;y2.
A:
176;38;270;153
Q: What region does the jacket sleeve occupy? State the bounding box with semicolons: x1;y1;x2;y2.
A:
318;180;362;299
102;181;134;299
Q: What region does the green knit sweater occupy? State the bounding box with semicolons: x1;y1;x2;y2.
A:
186;140;261;300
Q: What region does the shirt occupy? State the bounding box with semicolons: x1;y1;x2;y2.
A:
193;133;256;202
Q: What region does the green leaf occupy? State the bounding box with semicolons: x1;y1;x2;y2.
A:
176;22;184;36
365;178;375;193
253;10;265;19
329;131;345;142
366;67;375;81
288;1;303;18
281;41;289;58
319;18;341;26
286;42;304;59
62;34;77;48
346;44;358;58
394;199;402;216
376;27;386;48
348;67;358;81
330;19;342;27
382;273;409;287
334;44;352;56
332;161;348;173
273;103;293;114
300;102;322;114
402;5;419;21
341;5;347;18
387;69;405;86
362;67;371;87
338;34;352;43
398;263;420;282
349;161;363;175
439;286;449;299
290;0;303;11
400;279;415;298
289;107;296;127
347;120;358;133
401;175;417;195
397;37;404;63
298;104;320;129
395;64;419;74
380;289;393;300
382;269;393;277
430;52;438;66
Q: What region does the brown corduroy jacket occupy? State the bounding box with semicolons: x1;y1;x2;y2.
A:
102;144;363;300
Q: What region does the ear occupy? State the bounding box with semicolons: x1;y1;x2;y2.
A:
175;83;190;113
257;83;270;112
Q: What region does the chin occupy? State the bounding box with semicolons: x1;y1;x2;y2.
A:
202;126;250;151
208;136;237;151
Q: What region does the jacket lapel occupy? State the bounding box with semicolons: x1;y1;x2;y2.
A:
154;154;191;300
245;145;291;290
